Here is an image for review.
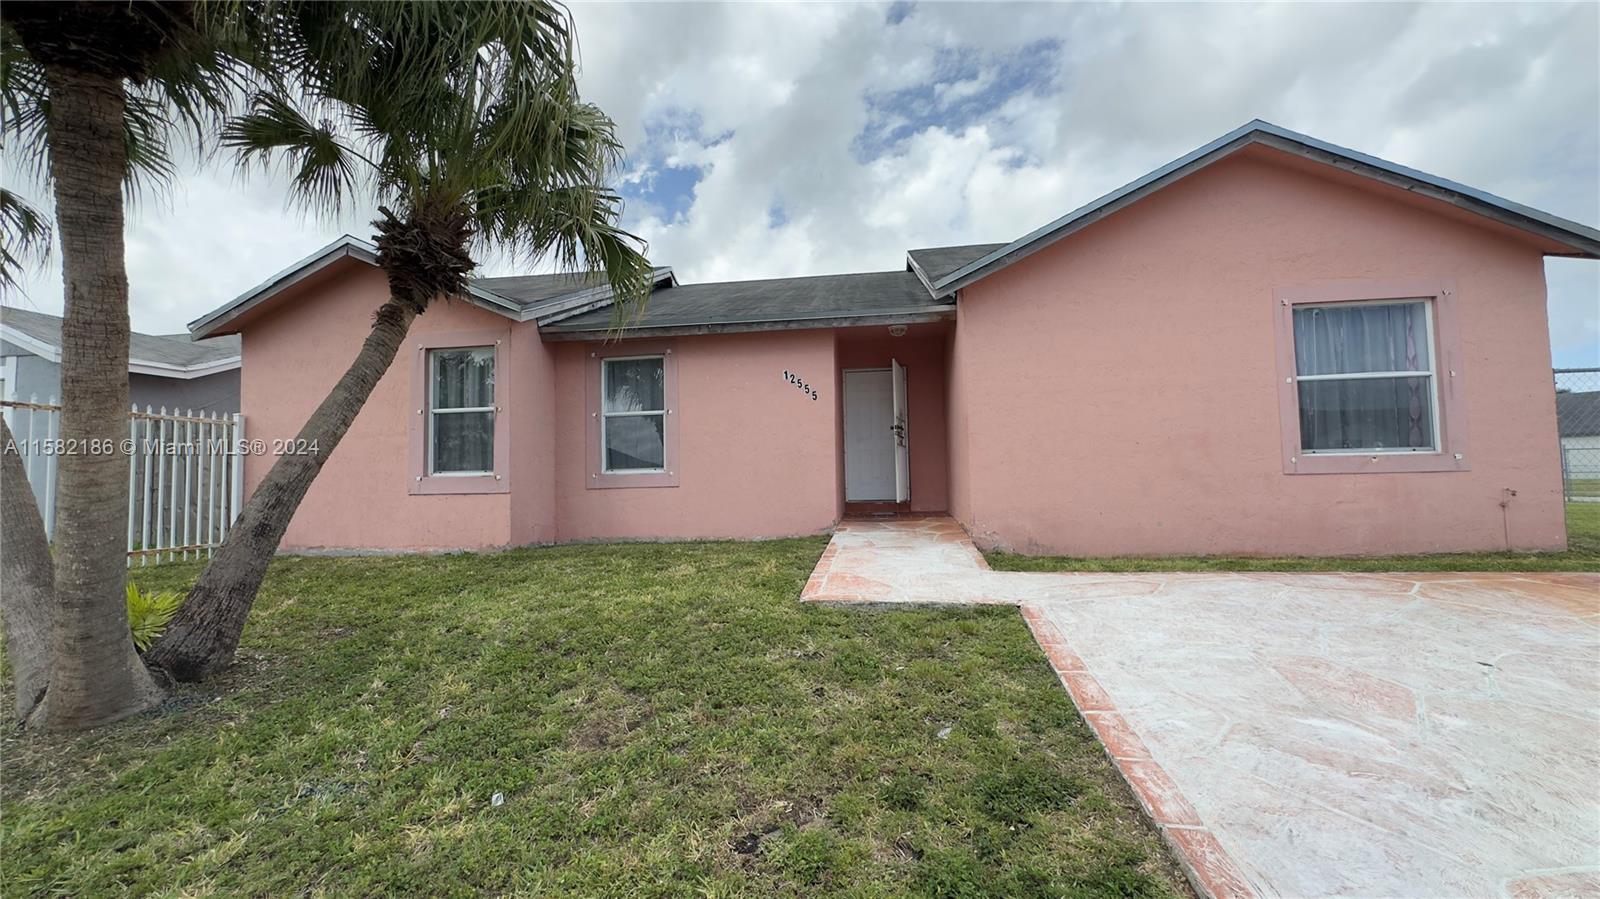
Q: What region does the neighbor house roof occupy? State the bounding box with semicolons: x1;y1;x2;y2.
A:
0;305;240;379
925;119;1600;298
188;235;676;338
1557;391;1600;439
541;270;953;339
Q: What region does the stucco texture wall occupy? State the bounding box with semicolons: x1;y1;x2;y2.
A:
552;329;839;542
949;147;1566;556
238;263;530;552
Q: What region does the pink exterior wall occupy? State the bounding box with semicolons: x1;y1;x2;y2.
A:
946;312;975;527
949;147;1566;556
238;262;533;552
552;329;840;542
508;320;557;546
835;324;951;512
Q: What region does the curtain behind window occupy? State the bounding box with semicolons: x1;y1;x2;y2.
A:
1293;302;1433;452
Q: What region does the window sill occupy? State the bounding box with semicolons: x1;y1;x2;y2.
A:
1284;452;1468;475
410;473;509;495
587;469;679;490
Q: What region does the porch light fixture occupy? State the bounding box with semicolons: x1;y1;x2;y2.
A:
887;325;908;337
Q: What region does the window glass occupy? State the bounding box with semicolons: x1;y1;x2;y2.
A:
604;357;664;412
604;415;665;471
1298;377;1434;452
1292;301;1436;453
433;348;495;409
430;347;495;474
1293;302;1429;376
602;357;666;472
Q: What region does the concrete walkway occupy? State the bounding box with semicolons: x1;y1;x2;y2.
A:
802;517;1600;899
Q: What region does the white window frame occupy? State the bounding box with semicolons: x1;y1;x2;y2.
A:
600;354;667;474
427;346;496;477
1293;298;1441;456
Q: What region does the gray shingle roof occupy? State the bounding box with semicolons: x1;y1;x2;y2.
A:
907;243;1005;285
472;267;676;318
472;272;607;312
1557;391;1600;438
544;270;950;335
1;305;240;369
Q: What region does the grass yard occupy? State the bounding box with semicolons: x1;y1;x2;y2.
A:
989;502;1600;573
1;539;1188;899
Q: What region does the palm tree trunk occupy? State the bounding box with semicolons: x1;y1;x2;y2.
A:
29;65;162;730
1;416;56;722
146;300;420;681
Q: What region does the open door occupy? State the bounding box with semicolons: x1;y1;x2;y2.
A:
891;358;909;503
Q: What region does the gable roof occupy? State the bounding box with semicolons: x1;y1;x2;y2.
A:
542;270;952;339
1;305;240;379
188;235;675;337
906;243;1005;292
1557;390;1600;439
926;119;1600;298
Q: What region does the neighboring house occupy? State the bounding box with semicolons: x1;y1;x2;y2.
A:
1;305;242;517
0;305;241;413
189;120;1600;556
1557;390;1600;481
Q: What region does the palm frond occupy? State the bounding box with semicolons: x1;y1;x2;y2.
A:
1;23;51;190
229;0;651;313
223;92;369;215
0;188;53;292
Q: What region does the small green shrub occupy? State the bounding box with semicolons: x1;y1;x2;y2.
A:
126;583;183;652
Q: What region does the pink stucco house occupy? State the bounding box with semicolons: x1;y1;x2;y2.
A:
192;121;1600;557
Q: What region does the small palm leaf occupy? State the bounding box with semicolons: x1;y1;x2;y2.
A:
126;583;184;653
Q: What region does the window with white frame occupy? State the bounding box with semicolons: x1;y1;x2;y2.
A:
1292;299;1438;453
429;346;495;475
601;355;666;472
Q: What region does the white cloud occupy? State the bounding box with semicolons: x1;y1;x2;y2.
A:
3;1;1596;364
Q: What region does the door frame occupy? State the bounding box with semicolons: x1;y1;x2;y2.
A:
841;365;909;503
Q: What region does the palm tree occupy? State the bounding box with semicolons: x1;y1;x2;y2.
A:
144;2;653;680
0;1;252;728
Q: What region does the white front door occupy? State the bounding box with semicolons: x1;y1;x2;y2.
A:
843;369;895;501
891;358;909;503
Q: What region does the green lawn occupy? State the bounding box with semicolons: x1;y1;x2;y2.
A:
1;540;1187;898
988;502;1600;573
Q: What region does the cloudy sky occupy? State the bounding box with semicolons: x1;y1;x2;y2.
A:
4;1;1598;364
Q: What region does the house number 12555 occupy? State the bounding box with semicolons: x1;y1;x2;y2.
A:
782;370;819;401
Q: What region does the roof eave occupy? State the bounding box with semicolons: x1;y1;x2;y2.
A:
189;234;663;337
905;254;943;298
0;322;240;376
128;356;242;379
188;236;381;338
532;268;677;326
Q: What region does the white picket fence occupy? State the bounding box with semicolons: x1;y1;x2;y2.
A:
2;398;245;565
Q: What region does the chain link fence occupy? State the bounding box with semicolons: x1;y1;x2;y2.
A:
1555;367;1600;502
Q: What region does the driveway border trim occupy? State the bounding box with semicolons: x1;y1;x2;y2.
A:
1019;604;1261;899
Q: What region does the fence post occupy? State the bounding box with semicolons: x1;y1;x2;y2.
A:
231;412;245;529
126;407;137;567
41;395;57;538
140;406;154;566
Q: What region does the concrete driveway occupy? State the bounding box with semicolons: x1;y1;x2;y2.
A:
804;518;1600;898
